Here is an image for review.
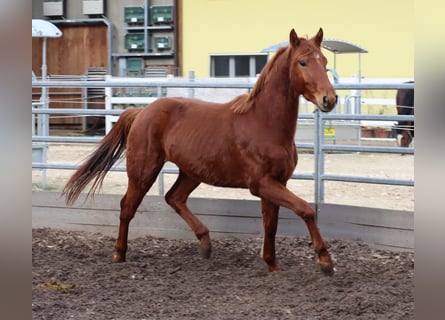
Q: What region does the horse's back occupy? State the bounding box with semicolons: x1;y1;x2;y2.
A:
138;96;241;118
126;96;248;186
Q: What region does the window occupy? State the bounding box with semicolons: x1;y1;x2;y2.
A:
210;54;268;77
213;56;230;77
235;56;250;77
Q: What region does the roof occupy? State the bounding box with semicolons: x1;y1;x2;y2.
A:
32;19;62;38
261;39;368;54
322;39;368;54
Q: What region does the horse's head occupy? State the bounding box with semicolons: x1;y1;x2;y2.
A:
288;28;337;112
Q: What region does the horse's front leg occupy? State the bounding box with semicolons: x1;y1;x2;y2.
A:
261;199;280;272
255;177;334;275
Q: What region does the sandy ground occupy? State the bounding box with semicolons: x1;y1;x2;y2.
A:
32;143;414;211
32;228;414;320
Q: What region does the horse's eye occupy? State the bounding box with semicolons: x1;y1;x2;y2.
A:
299;60;307;67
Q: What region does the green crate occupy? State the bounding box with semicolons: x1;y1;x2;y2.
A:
126;58;143;71
154;36;171;50
124;33;145;50
151;6;173;24
124;7;145;24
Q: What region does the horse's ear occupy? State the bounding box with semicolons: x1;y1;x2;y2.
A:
313;27;324;47
289;28;300;48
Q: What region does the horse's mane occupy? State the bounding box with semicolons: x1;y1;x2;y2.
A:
231;46;289;114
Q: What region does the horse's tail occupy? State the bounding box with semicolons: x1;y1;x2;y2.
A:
63;107;143;205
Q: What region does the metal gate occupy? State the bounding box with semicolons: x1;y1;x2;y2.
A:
32;77;414;212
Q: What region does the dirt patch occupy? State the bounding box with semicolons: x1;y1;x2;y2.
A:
32;228;413;320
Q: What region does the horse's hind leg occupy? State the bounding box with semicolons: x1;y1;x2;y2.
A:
165;171;212;258
113;163;163;262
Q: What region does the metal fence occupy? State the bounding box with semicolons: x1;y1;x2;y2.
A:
32;77;414;212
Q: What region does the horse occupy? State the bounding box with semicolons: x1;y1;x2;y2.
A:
63;28;338;275
395;81;414;148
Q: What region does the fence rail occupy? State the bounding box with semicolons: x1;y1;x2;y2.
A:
32;78;415;90
32;78;414;211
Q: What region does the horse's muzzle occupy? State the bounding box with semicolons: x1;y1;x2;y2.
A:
321;95;338;112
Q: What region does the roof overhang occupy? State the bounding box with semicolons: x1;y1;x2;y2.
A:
261;39;367;54
32;19;63;38
322;39;368;54
261;42;289;53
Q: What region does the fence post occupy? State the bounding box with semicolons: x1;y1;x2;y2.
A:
313;109;321;221
188;70;195;98
39;37;49;190
158;171;165;195
319;112;326;204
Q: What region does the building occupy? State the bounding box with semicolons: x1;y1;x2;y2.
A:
32;1;413;128
181;0;413;79
32;0;413;78
32;0;179;78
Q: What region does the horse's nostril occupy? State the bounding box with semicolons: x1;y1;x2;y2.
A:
322;95;337;109
324;95;338;106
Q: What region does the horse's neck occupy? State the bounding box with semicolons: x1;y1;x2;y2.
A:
254;63;300;139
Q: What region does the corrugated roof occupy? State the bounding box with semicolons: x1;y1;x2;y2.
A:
322;39;368;54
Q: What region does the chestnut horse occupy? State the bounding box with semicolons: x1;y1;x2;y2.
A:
395;81;414;148
63;28;337;275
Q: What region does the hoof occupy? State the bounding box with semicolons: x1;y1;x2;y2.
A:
112;252;126;263
319;264;335;276
199;245;212;259
267;265;281;272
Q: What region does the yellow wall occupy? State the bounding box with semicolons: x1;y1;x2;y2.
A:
182;0;414;79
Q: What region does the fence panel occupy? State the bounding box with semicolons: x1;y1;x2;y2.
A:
32;77;414;210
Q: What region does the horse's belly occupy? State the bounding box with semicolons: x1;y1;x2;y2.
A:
170;152;248;188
